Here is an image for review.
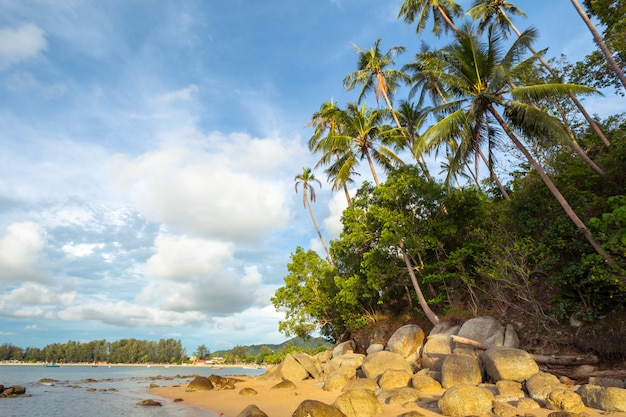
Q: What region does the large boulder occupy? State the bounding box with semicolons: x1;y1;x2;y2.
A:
342;378;379;392
293;400;347;417
377;387;421;406
185;376;213;392
525;372;563;402
421;334;454;371
441;354;482;388
438;384;494;417
378;368;412;389
579;384;626;412
329;353;365;372
454;316;505;357
482;347;539;382
361;350;413;380
293;353;321;379
334;389;382;417
411;373;443;393
323;373;351;392
208;374;237;390
277;354;309;381
546;388;585;413
333;341;356;357
386;324;425;360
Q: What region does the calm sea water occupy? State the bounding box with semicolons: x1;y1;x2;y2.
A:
0;365;266;417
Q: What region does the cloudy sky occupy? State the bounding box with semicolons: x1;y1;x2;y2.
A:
0;0;621;354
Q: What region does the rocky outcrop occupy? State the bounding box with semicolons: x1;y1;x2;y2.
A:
438;384;494;417
579;384;626;412
276;353;309;381
0;385;27;398
360;350;413;380
440;353;482;388
482;346;539;382
386;324;425;361
333;389;381;417
136;399;162;406
185;376;213;392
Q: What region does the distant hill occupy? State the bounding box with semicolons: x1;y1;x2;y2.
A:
212;337;331;358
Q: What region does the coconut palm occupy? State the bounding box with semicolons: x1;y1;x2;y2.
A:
467;0;612;148
295;168;334;267
326;103;403;187
398;0;463;36
418;24;618;268
307;101;356;206
570;0;626;91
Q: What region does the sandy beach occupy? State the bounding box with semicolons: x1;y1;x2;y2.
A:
148;375;611;417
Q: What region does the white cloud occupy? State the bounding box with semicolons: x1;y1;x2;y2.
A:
0;24;47;68
154;85;199;104
0;222;49;283
324;188;352;239
111;134;296;242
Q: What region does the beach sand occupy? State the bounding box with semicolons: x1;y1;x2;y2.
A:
149;376;611;417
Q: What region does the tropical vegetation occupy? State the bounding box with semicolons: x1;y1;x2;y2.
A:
274;0;626;350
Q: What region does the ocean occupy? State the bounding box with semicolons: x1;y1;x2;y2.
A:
0;364;266;417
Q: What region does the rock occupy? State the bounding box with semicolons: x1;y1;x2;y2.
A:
440;354;482;388
546;389;585;412
377;387;421;405
173;398;184;402
327;366;357;380
323;373;351;392
482;346;539;382
9;386;26;395
185;376;213;392
437;384;494;417
411;373;442;393
270;379;297;390
366;343;384;355
526;371;563;402
334;389;382;417
136;399;162;406
454;316;505;356
239;387;258;396
579;384;626;412
503;324;520;348
386;324;425;360
342;378;379;392
293;399;346;417
398;412;426;417
149;383;159;388
236;404;269;417
277;354;309;382
517;397;541;409
495;380;524;400
378;368;412;389
293;353;321;379
361;350;413;380
421;334;453;371
333;340;356;357
329;353;365;371
493;401;518;417
208;374;237;390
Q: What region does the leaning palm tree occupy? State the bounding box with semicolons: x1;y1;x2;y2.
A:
570;0;626;91
295;168;334;267
418;24;618;268
467;0;612;148
398;0;463;36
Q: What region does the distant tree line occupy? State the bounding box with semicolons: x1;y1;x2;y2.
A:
0;338;187;364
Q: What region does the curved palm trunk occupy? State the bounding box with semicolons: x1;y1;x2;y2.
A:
305;198;335;267
364;149;381;187
477;148;509;199
399;240;440;325
570;0;626;91
488;104;618;270
437;5;458;32
499;6;611;147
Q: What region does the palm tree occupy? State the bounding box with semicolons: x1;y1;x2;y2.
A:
418;25;618;268
326;103;403;187
295;168;334;267
467;0;612;148
307;101;356;206
398;0;463;36
570;0;626;91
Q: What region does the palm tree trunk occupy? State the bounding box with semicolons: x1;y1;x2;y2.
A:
399;240;440;325
342;184;352;206
570;0;626;91
499;6;611;147
437;5;458;32
364;149;381;187
488;104;619;270
477;148;509;199
306;199;335;267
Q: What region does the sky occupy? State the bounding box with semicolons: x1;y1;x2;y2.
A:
0;0;623;355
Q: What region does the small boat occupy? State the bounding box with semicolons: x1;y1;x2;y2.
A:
44;362;59;367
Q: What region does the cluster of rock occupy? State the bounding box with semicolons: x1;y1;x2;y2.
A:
234;316;626;417
0;384;27;398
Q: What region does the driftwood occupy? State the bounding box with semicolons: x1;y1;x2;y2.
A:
549;367;626;384
450;335;600;365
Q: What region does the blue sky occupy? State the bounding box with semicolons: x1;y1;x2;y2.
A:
0;0;623;355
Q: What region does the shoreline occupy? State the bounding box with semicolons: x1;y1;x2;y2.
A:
148;375;601;417
0;361;251;369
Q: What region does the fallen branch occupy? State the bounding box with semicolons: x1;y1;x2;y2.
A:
450;335;599;365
